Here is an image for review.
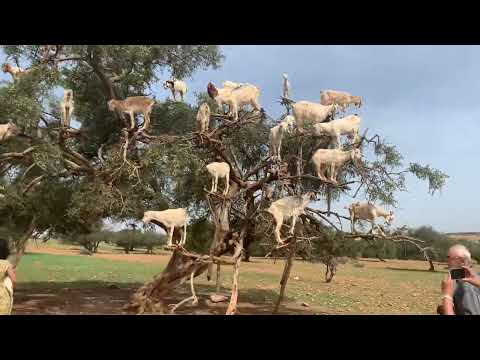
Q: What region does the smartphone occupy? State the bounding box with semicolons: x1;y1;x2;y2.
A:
450;268;466;280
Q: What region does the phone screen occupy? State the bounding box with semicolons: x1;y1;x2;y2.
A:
450;268;466;280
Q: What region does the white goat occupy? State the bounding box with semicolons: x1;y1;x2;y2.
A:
223;81;247;89
2;63;29;81
107;96;155;130
0;122;21;142
347;202;394;235
311;148;362;184
320;90;362;113
269;115;295;161
282;73;291;99
292;101;337;131
207;82;261;121
142;208;189;246
206;162;230;195
312;115;361;149
60;89;74;128
163;79;188;101
266;192;315;244
196;103;211;133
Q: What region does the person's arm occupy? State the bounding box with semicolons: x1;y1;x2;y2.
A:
463;267;480;288
441;273;455;315
6;266;16;288
441;296;455;315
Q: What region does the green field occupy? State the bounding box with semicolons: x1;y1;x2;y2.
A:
12;245;460;314
17;253;163;286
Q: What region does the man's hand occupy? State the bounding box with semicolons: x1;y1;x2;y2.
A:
442;273;454;297
463;266;480;288
440;273;455;315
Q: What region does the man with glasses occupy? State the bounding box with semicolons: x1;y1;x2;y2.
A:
438;245;480;315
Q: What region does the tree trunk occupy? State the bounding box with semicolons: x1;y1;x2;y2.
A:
126;183;238;314
273;236;297;314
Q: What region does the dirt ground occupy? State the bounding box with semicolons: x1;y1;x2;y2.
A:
13;285;325;315
13;243;448;315
14;244;327;315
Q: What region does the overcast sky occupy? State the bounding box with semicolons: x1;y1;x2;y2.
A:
1;46;478;233
179;45;477;233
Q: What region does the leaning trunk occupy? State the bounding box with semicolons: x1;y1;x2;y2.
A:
126;183;238;314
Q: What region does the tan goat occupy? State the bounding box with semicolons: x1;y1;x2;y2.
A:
292;101;337;131
282;73;291;99
0;122;21;142
206;162;230;195
320;90;362;113
223;80;247;89
60;89;74;127
311;148;362;184
196;103;211;133
107;96;155;130
207;82;261;121
347;202;394;235
266;192;316;244
312;115;361;149
163;79;188;102
1;63;29;81
269;115;295;161
142;208;189;246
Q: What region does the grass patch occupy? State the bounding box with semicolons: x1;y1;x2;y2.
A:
15;248;473;314
17;253;164;285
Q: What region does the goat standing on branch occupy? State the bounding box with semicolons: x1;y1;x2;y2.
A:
207;82;261;121
292;101;337;131
282;73;291;99
269;115;295;161
142;209;189;247
311;148;362;184
312;115;361;149
60;89;74;128
163;79;188;102
266;192;315;244
107;96;155;131
0;122;22;142
206;162;230;195
223;81;246;89
347;202;394;235
2;63;29;81
320;90;362;114
196;103;211;133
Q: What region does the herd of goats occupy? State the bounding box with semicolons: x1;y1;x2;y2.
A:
1;62;395;249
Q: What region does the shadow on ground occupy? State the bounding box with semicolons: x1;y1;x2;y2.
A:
13;281;325;315
385;267;442;273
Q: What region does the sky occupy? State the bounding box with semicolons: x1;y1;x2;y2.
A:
1;46;478;233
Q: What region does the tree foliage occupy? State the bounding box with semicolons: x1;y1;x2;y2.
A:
0;45;223;250
0;45;450;312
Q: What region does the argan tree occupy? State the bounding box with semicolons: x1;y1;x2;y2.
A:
0;45;447;314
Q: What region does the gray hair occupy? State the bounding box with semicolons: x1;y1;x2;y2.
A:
448;244;472;265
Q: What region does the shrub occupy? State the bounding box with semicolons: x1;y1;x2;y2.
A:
111;229;165;254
